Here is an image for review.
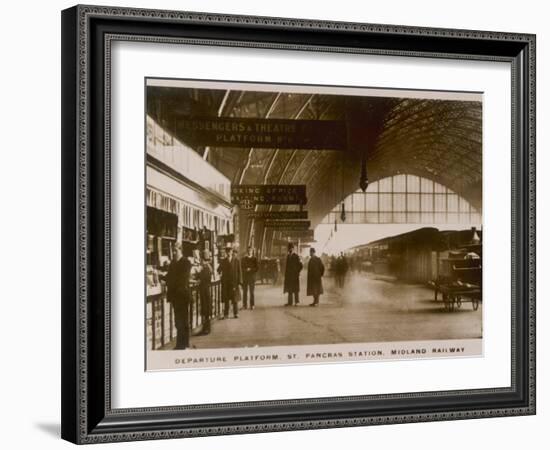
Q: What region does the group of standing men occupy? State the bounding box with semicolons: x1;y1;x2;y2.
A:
284;243;325;307
165;241;328;350
217;245;259;319
165;243;260;350
164;243;214;350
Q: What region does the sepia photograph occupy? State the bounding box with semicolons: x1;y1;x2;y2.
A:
145;78;483;370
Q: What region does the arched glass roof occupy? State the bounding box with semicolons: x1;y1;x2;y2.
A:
147;84;482;255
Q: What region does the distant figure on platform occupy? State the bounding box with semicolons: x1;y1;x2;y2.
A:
218;246;242;319
307;248;325;307
166;243;192;349
198;255;213;335
275;258;281;284
284;242;303;306
335;252;349;288
241;246;259;310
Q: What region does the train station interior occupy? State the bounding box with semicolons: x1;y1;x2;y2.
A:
145;80;483;351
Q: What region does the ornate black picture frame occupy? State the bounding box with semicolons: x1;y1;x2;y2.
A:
61;4;536;444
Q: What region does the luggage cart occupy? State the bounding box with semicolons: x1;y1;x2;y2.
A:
432;260;482;312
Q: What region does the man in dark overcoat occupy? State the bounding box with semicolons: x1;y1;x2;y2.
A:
241;246;259;310
284;242;303;306
166;243;192;349
307;247;325;306
217;246;243;318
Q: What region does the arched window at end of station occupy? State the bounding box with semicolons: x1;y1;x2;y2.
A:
313;174;482;257
320;174;481;226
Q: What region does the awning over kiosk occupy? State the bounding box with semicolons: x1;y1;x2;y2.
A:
147;206;178;239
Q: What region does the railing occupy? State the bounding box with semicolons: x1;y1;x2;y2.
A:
146;280;222;350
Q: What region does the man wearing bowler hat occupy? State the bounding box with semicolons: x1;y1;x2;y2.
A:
283;242;303;306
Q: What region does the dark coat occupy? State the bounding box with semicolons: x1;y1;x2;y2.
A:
307;255;325;296
241;255;258;282
166;257;191;306
217;256;242;297
284;252;303;293
166;257;192;335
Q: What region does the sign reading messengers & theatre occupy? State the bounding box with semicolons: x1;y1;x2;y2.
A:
179;117;346;150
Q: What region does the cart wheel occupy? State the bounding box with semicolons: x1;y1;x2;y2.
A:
472;299;480;311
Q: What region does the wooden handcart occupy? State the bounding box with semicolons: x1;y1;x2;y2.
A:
432;257;482;312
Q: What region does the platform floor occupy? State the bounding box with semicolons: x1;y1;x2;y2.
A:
163;272;482;350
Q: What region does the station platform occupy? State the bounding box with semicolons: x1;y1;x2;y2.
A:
162;272;482;350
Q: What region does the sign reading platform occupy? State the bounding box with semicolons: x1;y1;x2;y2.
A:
247;210;308;220
264;220;311;230
179;117;346;150
231;185;307;207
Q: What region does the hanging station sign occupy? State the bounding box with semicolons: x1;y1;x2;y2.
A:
272;238;291;246
247;210;308;220
178;117;347;150
274;237;315;245
264;220;311;230
280;229;315;240
231;185;307;208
